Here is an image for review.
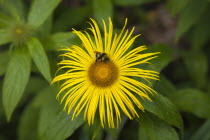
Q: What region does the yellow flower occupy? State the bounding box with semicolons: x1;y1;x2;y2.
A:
52;18;159;128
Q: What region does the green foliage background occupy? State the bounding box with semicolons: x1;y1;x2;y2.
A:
0;0;210;139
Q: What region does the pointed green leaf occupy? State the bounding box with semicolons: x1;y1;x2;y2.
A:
0;80;4;118
19;77;48;107
29;86;84;140
81;118;103;140
44;32;81;51
18;86;53;140
93;0;113;29
18;86;57;140
28;0;60;28
138;94;183;133
138;112;179;140
134;44;182;131
136;44;174;85
18;106;39;140
0;0;25;21
24;77;48;95
27;37;52;82
0;11;13;28
3;47;31;121
146;44;174;72
37;87;59;139
153;75;177;99
44;111;84;140
154;77;210;118
105;115;128;140
183;51;208;88
0;51;9;76
175;0;208;40
37;16;52;36
0;29;11;45
172;89;210;118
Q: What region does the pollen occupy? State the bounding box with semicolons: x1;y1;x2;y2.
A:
88;61;119;87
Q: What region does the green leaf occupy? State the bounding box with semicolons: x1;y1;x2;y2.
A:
134;44;182;131
183;51;208;88
37;87;59;139
154;77;210;118
18;86;58;140
0;29;11;45
90;125;102;140
18;106;39;140
28;0;60;28
0;0;25;21
28;86;58;108
37;16;52;37
24;76;48;95
175;0;208;40
19;77;48;106
44;111;84;140
138;112;179;140
27;37;52;82
44;32;81;51
137;44;174;85
53;6;90;32
0;11;13;28
30;86;84;140
114;0;156;6
192;10;210;50
3;47;31;121
153;75;177;99
0;80;4;118
0;51;9;76
191;119;210;140
146;44;174;72
105;115;128;140
93;0;113;29
18;86;54;140
81;121;103;140
137;94;183;133
167;0;189;15
172;88;210;118
9;0;25;20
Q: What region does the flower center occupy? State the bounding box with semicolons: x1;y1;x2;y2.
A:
88;61;119;87
15;28;23;35
10;24;33;45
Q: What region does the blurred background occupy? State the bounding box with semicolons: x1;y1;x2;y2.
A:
0;0;210;140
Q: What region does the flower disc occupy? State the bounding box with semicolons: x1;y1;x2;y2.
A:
88;61;119;87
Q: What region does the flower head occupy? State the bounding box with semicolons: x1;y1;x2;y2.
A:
52;18;159;128
10;23;33;45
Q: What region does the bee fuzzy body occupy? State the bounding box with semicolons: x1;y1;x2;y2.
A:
94;51;110;63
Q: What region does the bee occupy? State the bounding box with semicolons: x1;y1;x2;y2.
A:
94;51;109;63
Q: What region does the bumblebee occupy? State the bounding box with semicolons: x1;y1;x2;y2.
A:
94;51;109;63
